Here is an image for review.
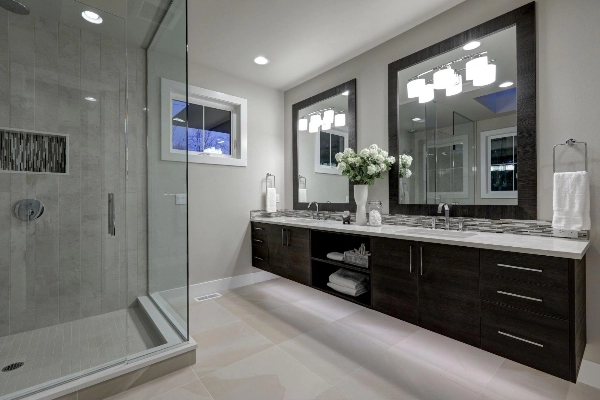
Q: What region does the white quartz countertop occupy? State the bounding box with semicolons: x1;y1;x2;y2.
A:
251;216;590;260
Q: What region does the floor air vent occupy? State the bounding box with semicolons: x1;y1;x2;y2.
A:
194;293;221;302
2;362;24;372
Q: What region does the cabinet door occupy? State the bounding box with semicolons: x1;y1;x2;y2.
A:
419;243;480;346
286;227;311;285
267;225;288;277
372;238;418;324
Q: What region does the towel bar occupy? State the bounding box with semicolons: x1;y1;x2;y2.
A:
553;139;587;173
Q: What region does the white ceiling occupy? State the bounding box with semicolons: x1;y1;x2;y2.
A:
187;0;465;90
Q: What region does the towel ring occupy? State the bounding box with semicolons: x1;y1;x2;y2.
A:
266;173;276;189
553;139;588;173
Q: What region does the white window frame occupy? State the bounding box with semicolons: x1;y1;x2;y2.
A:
425;134;469;200
480;127;518;199
161;78;247;166
314;127;347;175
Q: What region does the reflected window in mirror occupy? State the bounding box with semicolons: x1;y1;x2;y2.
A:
480;127;517;198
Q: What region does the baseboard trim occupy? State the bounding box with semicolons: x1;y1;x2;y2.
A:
188;270;279;298
578;359;600;389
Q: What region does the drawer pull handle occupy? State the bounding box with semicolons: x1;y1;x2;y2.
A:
253;239;263;243
253;256;264;261
254;227;264;231
497;291;543;302
498;331;544;347
498;263;543;273
409;245;412;273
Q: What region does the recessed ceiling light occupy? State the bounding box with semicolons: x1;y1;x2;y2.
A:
412;117;423;122
254;56;269;65
85;96;97;102
499;81;514;88
173;118;185;123
82;10;102;24
341;91;349;96
463;41;480;51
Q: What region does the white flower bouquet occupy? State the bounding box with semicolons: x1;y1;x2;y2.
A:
398;154;413;178
335;144;396;185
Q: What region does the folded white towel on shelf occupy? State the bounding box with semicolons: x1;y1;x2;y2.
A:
552;171;590;230
266;187;277;213
298;188;308;203
329;268;369;290
326;252;345;261
327;282;368;297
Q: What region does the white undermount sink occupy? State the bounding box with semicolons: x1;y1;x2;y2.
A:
398;228;478;238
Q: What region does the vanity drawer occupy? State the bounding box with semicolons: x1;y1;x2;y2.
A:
252;245;269;269
480;249;568;289
251;222;269;237
480;274;569;319
481;301;570;381
251;235;268;248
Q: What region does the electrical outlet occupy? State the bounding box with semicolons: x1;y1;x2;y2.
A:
276;194;280;203
175;194;187;205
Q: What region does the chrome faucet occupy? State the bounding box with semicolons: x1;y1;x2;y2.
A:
308;201;320;219
438;202;450;230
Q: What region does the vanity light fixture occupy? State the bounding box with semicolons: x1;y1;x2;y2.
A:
82;10;102;24
446;73;463;96
253;56;269;65
473;62;496;86
334;113;346;127
308;122;319;133
407;78;425;98
499;81;514;88
298;117;308;131
465;55;488;81
463;41;481;51
321;122;332;130
323;109;335;124
309;114;321;126
341;91;349;96
433;67;455;90
85;96;97;102
418;83;434;103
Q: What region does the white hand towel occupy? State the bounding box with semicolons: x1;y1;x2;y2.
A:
329;268;369;290
298;188;308;203
266;187;277;213
552;171;590;230
327;282;368;297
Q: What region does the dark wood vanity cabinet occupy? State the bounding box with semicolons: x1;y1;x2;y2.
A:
251;222;311;286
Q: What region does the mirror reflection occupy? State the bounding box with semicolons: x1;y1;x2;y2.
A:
397;26;517;205
297;92;350;203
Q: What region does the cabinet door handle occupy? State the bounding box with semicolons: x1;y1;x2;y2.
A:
420;247;423;276
282;229;285;246
498;331;544;347
254;227;263;231
253;256;264;261
498;263;543;273
253;239;263;243
409;245;412;273
497;291;543;302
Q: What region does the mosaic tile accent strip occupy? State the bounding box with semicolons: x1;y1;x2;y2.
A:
250;210;589;240
0;129;67;173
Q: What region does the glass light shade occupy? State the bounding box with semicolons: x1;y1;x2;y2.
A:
418;84;434;103
321;122;332;130
309;114;321;126
406;78;425;98
298;117;308;131
466;56;488;81
334;113;346;127
473;63;496;86
433;68;455;90
446;74;463;96
323;109;334;124
309;122;319;133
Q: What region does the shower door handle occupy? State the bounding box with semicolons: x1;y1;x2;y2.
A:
108;193;116;236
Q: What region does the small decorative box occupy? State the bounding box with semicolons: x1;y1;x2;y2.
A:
343;251;369;268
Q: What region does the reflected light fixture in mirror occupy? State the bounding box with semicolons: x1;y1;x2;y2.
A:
418;83;434;103
433;67;455;89
407;78;425;98
321;122;332;130
463;41;481;50
310;114;321;125
334;113;346;127
299;117;308;131
323;109;335;124
473;63;496;86
309;122;319;133
446;73;463;96
342;91;350;96
465;55;488;80
82;10;102;24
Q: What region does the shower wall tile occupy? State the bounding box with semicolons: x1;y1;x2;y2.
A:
34;17;59;133
0;192;10;337
8;14;34;131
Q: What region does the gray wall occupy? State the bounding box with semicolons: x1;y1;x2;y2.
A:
284;0;600;364
0;11;147;336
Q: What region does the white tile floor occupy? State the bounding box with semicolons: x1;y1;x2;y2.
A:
0;308;157;397
100;278;600;399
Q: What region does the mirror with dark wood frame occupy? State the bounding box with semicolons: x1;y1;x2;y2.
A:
293;79;357;212
388;3;536;219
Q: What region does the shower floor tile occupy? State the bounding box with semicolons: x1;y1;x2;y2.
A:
0;308;156;397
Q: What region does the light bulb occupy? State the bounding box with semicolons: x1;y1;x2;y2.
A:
253;56;269;65
406;78;425;98
323;109;334;124
473;63;496;86
298;118;308;131
446;74;463;96
418;83;434;103
309;114;321;126
309;122;319;133
334;113;346;127
466;56;488;81
433;68;455;90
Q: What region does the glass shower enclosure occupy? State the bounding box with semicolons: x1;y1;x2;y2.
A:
0;0;188;398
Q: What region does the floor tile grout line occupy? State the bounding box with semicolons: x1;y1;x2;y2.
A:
195;344;277;382
188;367;216;400
482;358;508;392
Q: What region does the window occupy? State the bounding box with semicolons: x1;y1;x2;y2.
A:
480;127;517;198
315;129;347;175
161;78;247;166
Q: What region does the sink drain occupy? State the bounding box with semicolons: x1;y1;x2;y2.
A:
2;362;24;372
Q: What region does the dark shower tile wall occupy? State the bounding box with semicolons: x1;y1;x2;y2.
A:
0;10;148;337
